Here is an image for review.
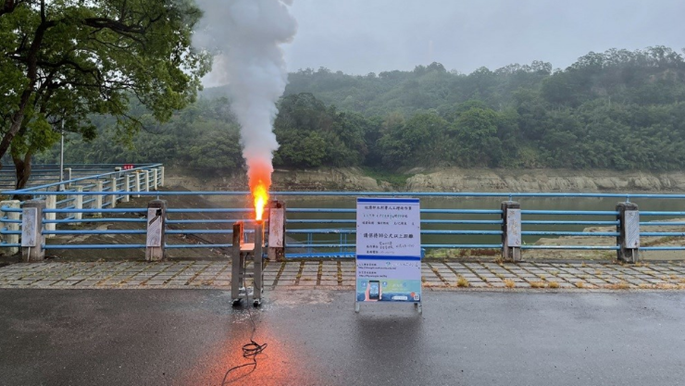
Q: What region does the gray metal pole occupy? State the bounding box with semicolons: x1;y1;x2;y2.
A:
59;120;64;191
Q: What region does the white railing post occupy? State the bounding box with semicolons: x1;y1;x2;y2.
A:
45;195;56;239
123;174;131;203
0;200;20;255
144;170;150;193
159;166;165;187
152;168;158;190
93;181;103;217
135;172;141;198
64;167;72;189
110;176;118;208
71;186;83;223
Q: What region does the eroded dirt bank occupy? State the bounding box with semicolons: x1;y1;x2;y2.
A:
166;167;685;193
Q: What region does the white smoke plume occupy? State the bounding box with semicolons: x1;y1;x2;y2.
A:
192;0;297;192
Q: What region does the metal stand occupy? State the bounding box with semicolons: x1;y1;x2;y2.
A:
231;221;265;307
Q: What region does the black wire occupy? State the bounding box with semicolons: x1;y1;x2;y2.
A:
221;306;268;385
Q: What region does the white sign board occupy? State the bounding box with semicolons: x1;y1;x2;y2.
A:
356;198;422;304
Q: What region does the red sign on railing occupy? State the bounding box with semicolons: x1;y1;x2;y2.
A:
123;164;134;170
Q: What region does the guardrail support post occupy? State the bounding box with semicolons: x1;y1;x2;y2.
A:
501;201;522;262
64;167;72;189
134;172;141;198
1;200;20;256
145;200;167;261
110;176;118;208
144;170;150;193
268;200;286;261
93;181;103;216
71;186;83;223
152;168;158;190
123;174;131;203
617;202;640;263
22;200;45;262
159;166;165;186
45;195;56;239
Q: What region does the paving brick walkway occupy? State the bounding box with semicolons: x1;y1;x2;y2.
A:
2;260;685;290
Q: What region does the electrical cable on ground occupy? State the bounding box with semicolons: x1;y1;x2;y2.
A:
220;305;268;385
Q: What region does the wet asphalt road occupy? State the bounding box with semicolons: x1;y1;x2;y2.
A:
0;289;684;386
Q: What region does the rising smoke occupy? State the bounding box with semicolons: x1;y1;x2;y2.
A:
192;0;297;195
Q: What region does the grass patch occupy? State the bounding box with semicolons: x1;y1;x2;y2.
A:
503;279;516;288
529;281;545;288
639;283;653;289
656;283;679;290
456;276;470;288
575;281;585;289
548;281;560;289
605;281;630;290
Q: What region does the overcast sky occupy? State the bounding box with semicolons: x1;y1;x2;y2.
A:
279;0;685;75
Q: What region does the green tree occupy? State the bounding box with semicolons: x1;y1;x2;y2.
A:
0;0;210;187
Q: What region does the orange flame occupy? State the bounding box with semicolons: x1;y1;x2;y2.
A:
249;161;272;222
252;181;268;221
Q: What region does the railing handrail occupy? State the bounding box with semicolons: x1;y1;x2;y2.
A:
3;167;685;260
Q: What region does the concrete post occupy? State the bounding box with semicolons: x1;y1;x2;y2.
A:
1;200;20;255
152;168;158;190
93;181;104;216
144;170;150;193
268;200;286;261
123;174;131;203
45;195;56;239
501;201;522;262
134;172;141;198
71;186;83;222
159;166;165;187
110;177;118;208
617;202;640;263
145;200;167;261
64;167;72;189
22;200;46;262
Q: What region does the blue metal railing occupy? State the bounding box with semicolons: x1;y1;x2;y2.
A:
3;175;685;257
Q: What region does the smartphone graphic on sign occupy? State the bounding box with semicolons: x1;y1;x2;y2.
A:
369;280;380;300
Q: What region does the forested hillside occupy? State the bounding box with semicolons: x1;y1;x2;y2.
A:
38;46;685;173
